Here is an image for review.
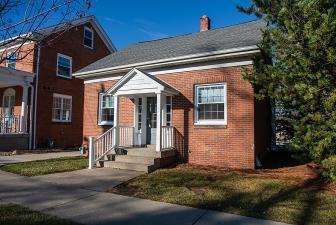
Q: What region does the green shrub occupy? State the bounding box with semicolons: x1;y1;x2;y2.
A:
322;155;336;181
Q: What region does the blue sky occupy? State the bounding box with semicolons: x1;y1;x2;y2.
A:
89;0;256;49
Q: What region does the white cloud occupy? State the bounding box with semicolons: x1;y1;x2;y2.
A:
104;17;124;25
138;28;168;39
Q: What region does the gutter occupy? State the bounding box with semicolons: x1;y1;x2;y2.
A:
28;84;34;149
33;45;41;149
74;45;260;79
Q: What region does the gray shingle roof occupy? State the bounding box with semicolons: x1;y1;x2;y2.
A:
77;20;266;73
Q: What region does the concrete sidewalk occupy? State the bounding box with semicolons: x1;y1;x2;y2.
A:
0;170;290;225
0;151;82;164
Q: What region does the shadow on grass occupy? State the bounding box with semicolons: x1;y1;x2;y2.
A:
112;168;336;225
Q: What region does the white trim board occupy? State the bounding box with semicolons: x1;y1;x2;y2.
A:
149;60;253;75
84;76;122;84
0;41;35;52
83;60;253;84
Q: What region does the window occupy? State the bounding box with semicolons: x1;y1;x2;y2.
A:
137;98;142;130
83;26;94;49
166;96;172;126
98;93;114;125
194;83;227;125
52;94;72;122
7;52;16;69
56;54;72;79
2;88;15;116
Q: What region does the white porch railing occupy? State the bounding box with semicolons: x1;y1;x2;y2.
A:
89;125;175;169
161;126;174;149
0;115;21;134
89;127;116;169
119;126;134;147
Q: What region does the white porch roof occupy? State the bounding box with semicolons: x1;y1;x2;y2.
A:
107;68;179;96
0;66;35;88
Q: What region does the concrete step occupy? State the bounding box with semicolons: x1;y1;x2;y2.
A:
146;144;156;151
115;155;157;164
120;148;159;157
102;161;155;173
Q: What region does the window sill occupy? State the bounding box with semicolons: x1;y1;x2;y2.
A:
84;44;94;50
98;121;113;126
52;120;72;124
194;121;227;128
56;74;72;80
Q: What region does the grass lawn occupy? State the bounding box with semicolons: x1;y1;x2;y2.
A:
0;203;80;225
111;166;336;225
0;156;88;176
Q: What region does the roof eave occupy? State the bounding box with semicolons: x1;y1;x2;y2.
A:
74;45;260;79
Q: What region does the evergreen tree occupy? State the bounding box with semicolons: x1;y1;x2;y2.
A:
238;0;336;178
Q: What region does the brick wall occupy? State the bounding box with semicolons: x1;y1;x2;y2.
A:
35;23;111;148
82;80;134;145
82;66;270;169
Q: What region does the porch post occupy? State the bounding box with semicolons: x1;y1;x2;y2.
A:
113;95;119;147
156;92;162;151
88;136;95;169
134;97;139;146
20;84;28;133
141;96;147;145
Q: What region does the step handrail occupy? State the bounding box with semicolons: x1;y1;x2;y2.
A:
89;126;116;169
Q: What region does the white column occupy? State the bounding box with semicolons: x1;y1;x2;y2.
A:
141;96;147;146
20;85;28;133
156;92;162;152
113;95;119;147
134;97;139;145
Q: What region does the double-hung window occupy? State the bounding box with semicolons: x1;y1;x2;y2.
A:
7;52;16;69
57;53;72;79
194;83;227;125
98;93;114;125
83;26;94;49
52;94;72;122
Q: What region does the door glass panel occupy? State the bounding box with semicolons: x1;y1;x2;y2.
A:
146;97;157;144
147;97;157;128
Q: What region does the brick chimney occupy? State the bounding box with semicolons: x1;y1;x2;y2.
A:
200;15;210;31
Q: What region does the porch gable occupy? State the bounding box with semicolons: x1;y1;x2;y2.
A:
107;68;178;96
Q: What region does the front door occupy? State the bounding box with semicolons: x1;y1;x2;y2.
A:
146;97;157;144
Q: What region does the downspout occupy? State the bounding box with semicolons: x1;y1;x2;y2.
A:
33;45;41;149
28;84;34;149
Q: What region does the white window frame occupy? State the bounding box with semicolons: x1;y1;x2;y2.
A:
194;83;227;126
52;93;72;123
98;93;114;126
166;96;173;126
83;26;94;49
2;88;15;116
6;51;16;69
56;53;72;79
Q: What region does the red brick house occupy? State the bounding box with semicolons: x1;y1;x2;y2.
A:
74;17;272;171
0;16;116;150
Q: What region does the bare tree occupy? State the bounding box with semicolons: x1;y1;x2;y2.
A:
0;0;91;65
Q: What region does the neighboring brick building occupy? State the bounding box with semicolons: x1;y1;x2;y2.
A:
75;18;272;170
0;16;115;150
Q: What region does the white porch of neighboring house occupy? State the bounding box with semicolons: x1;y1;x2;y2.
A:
89;69;179;172
0;67;35;151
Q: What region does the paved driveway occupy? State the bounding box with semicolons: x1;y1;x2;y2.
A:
0;151;82;164
0;169;291;225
